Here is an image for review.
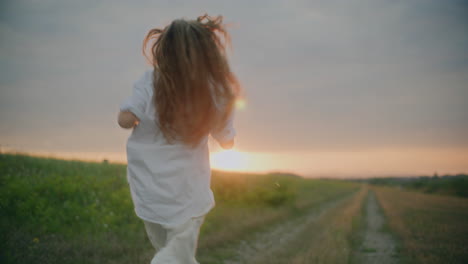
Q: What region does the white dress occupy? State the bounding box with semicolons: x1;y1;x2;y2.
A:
120;69;235;229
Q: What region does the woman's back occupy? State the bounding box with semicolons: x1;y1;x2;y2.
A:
121;68;235;229
118;15;239;263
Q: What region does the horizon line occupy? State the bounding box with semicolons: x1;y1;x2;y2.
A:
1;148;466;179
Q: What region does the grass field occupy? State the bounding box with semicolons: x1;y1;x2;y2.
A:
0;153;359;264
3;153;467;264
366;174;468;198
374;186;468;264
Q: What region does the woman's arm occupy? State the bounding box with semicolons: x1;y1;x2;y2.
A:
119;70;152;129
219;139;234;149
118;111;140;129
211;111;236;149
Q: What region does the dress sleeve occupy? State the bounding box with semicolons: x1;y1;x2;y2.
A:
119;71;152;120
211;110;236;144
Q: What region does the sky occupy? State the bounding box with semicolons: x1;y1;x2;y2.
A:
1;0;467;177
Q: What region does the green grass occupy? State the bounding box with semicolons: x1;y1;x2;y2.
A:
366;174;468;198
361;248;377;253
0;153;359;264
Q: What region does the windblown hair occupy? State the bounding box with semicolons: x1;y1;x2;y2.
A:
143;14;239;147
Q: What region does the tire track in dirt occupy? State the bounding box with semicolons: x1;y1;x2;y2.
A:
222;191;356;264
354;190;399;264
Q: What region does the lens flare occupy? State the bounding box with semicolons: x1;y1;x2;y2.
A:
235;98;247;110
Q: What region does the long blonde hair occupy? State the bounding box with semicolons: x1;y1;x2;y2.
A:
142;14;239;147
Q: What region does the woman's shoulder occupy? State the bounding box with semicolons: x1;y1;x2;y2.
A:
133;68;156;95
135;68;155;85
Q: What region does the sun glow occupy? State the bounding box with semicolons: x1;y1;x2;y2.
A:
210;149;252;172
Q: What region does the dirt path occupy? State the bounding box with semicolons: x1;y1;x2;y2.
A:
354;190;399;264
222;192;354;264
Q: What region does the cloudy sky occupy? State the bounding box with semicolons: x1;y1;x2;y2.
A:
1;0;467;177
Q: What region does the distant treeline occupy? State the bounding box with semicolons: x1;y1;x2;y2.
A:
357;174;468;198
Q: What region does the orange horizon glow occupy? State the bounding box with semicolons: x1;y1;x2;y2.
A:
2;146;468;178
207;147;468;177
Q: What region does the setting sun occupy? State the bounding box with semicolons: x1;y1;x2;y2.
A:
209;149;286;173
210;149;251;171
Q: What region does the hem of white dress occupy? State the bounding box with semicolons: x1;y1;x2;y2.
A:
135;201;215;229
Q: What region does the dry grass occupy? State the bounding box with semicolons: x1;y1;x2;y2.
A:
197;178;359;262
291;186;368;264
374;186;468;264
252;186;368;264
